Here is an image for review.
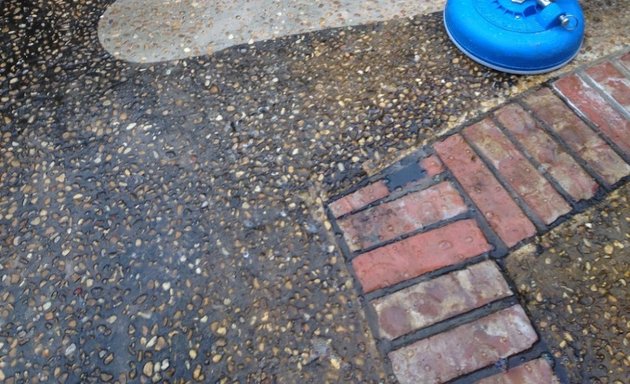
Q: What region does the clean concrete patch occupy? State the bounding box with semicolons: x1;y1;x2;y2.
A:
98;0;445;62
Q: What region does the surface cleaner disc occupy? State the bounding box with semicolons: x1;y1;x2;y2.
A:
444;0;584;75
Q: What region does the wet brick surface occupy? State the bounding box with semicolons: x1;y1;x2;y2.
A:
554;74;630;156
434;134;537;247
328;50;629;384
388;305;538;384
338;182;466;251
352;219;491;293
371;260;512;340
495;103;598;202
329;181;390;218
585;61;630;111
1;0;629;382
523;89;630;186
463;118;571;225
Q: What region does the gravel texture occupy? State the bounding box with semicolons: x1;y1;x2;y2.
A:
1;0;629;382
98;0;446;63
506;184;630;384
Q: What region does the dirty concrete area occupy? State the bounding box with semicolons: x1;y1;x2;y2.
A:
506;184;630;384
1;0;629;383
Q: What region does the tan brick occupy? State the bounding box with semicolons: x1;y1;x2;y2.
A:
496;104;598;202
523;88;630;185
389;305;538;384
338;182;467;251
477;358;559;384
329;181;389;218
372;260;512;340
555;74;630;156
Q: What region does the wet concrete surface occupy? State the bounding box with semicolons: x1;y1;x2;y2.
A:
1;0;629;382
506;184;630;384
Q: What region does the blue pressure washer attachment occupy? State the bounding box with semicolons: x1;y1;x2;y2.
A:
444;0;585;74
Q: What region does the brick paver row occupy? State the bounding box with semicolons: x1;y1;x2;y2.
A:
523;88;630;185
554;74;630;155
477;358;558;384
353;219;491;293
327;52;629;383
388;305;538;384
339;182;466;251
372;260;512;340
435;134;536;247
585;62;630;112
494;103;598;202
464;118;572;225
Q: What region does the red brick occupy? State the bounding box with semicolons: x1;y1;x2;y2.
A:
523;89;630;185
352;219;490;293
372;260;512;340
464;119;571;224
496;104;598;202
477;358;558;384
554;74;630;156
435;135;536;247
338;182;467;251
585;61;630;111
389;305;538;384
329;181;389;218
619;52;630;71
420;155;445;177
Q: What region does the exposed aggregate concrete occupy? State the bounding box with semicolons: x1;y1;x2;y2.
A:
1;0;629;382
507;184;630;384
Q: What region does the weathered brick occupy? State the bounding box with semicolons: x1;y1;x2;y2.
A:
477;358;558;384
464;119;571;225
434;135;536;247
523;88;630;185
585;62;630;112
554;74;630;156
389;305;538;384
352;219;490;293
619;52;630;71
372;260;512;340
420;155;445;177
496;104;598;202
338;182;467;251
329;181;389;218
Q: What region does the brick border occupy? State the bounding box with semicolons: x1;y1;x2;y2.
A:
325;48;629;384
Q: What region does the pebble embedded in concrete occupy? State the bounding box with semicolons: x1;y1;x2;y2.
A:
1;0;628;382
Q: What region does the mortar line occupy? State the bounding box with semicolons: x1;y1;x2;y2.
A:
439;167;509;257
577;71;630;120
387;296;519;352
489;113;578;207
515;96;613;190
334;173;445;221
610;58;630;78
348;211;473;259
549;86;630;165
459;129;549;232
